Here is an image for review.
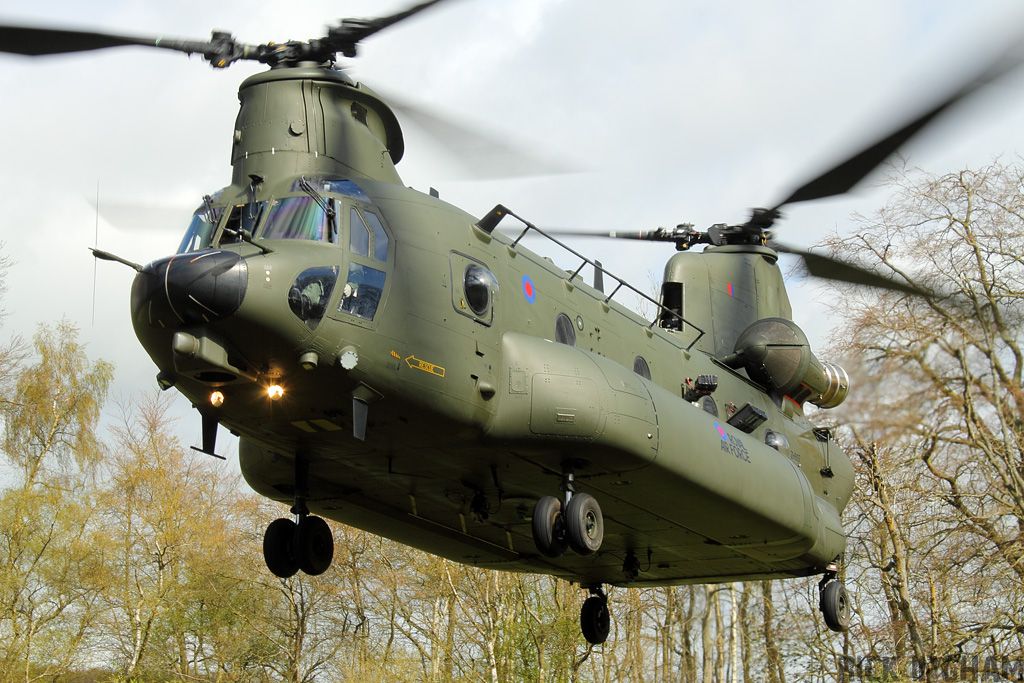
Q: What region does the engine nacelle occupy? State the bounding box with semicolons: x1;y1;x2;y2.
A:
726;318;849;408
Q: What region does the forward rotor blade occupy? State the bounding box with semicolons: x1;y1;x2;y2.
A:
0;25;213;57
328;0;449;49
773;36;1024;211
774;242;930;297
0;0;448;64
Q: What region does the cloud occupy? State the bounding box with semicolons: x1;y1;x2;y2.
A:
2;0;1024;448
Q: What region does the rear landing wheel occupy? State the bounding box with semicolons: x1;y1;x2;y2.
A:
580;592;611;645
820;581;851;632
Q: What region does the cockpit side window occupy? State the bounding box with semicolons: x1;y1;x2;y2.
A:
333;205;393;325
339;263;387;320
261;196;333;242
365;211;389;261
350;208;370;256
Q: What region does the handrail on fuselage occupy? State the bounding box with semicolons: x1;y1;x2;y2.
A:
479;204;705;352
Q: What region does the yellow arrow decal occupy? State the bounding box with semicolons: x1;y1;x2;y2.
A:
405;355;446;377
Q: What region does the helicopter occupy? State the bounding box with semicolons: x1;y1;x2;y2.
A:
1;1;1018;646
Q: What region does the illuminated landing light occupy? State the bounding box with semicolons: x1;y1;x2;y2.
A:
209;391;225;407
267;384;285;400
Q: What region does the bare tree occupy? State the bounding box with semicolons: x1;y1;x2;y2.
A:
819;160;1024;677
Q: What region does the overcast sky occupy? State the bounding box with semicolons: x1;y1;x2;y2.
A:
2;0;1024;451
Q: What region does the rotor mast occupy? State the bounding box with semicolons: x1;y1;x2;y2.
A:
230;67;406;186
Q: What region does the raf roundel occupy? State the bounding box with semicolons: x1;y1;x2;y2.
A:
522;274;537;304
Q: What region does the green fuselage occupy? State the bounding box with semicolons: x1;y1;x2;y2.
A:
130;64;852;589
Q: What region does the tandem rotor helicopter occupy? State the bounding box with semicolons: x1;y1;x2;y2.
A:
2;1;1019;645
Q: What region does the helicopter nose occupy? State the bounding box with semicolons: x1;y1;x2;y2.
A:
131;250;248;327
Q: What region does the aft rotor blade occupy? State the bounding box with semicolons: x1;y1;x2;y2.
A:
773;36;1024;211
774;242;930;297
541;230;647;239
542;226;706;248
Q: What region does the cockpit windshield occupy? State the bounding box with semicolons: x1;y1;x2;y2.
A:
177;206;220;254
260;196;335;243
219;202;266;246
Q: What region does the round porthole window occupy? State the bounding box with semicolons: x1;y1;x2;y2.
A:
633;356;651;380
555;313;576;346
464;265;496;317
765;430;791;457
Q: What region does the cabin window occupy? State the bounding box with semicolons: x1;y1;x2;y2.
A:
464;265;495;317
449;254;496;325
555;313;576;346
633;356;651;380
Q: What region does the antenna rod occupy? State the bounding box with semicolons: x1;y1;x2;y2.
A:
92;181;99;326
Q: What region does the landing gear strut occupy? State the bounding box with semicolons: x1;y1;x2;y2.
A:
262;458;335;578
818;568;851;632
580;586;611;645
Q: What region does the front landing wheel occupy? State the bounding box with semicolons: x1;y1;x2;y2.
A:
263;518;299;578
296;515;334;576
532;496;568;558
566;492;603;555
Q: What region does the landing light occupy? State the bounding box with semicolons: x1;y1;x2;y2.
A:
267;384;285;400
209;391;225;407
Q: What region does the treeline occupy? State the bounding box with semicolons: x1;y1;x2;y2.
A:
1;162;1023;682
0;322;814;681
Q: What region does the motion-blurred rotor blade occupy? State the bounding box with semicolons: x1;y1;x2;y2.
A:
0;25;215;57
0;0;449;65
773;241;931;297
771;35;1024;212
325;0;449;56
388;95;577;178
